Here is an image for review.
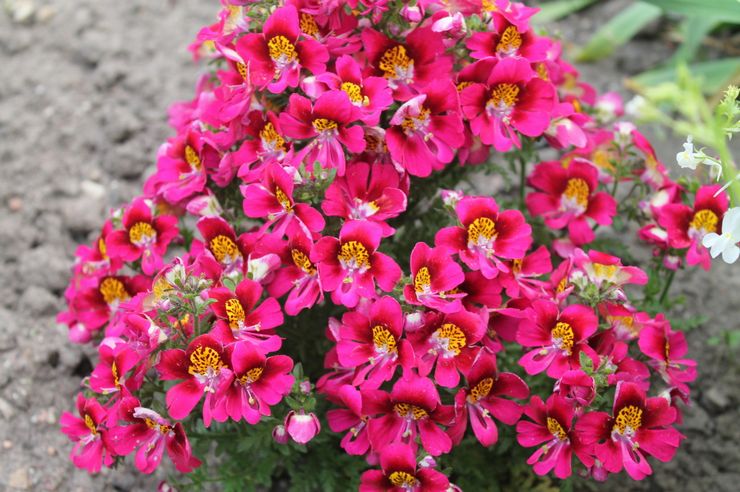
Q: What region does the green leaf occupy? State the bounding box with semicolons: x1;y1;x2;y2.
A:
533;0;598;23
576;2;663;62
628;58;740;94
667;16;721;65
642;0;740;23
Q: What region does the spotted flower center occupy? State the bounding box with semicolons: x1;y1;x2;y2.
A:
556;277;569;293
209;235;241;264
274;186;292;211
128;222;157;246
260;122;285;152
496;25;522;55
188;346;225;377
341;82;368;106
689;209;719;234
551;321;575;354
379;45;414;81
372;325;397;354
393;402;428;420
184;145;201;171
236;62;249;81
84;414;98;436
267;35;298;65
338;240;370;270
299;13;319;37
468;377;494;403
224;298;245;329
401;107;431;134
467;217;497;246
511;258;523;274
456;81;474;92
488;83;520;111
99;277;130;305
111;362;121;389
291;248;316;275
592;263;617;279
613;405;642;435
144;418;172;435
152;276;172;302
388;471;417;488
547;417;567;441
536;63;549;81
238;367;264;385
414;266;431;293
313;118;338;133
98;237;108;259
432;322;467;356
563;178;590;209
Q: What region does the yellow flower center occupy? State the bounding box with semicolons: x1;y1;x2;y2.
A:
433;322;467;356
388;471;417;488
209;235;241;263
291;248;316;275
563;178;590;209
613;405;643;435
489;83;520;109
312;118;339;133
128;222;157;245
547;417;567;441
111;362;121;390
393;403;428;420
689;209;719;234
152;276;173;302
456;81;474;92
341;82;369;106
267;35;298;64
379;45;413;80
556;277;569;293
592;263;617;279
338;240;370;269
536;63;549;81
401;107;431;134
260;122;286;151
496;25;522;55
84;414;98;436
372;325;397;354
144;418;172;435
99;277;130;305
224;298;245;329
236;62;249;81
184;145;201;171
98;237;108;259
274;186;292;211
511;258;523;274
467;377;494;403
592;149;615;172
414;266;431;293
299;13;319;37
551;321;575;354
467;217;497;245
188;346;225;377
238;367;264;385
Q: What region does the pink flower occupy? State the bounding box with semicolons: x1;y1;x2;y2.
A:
196;216;249;275
571;248;649;300
362;26;452;101
71;275;150;331
363;374;453;456
233;111;292;182
386;80;465;177
554;369;596;410
280;91;366;176
267;230;323;315
466;11;550;61
110;397;200;474
105;198;179;275
209;278;284;351
576;382;684;480
404;242;466;313
285;410;321;444
436;196;532;278
327;385;371;455
638;320;696;394
73;220;122;277
234;4;328;93
448;350;529;446
408;309;486;388
517;300;598;378
322;161;407;236
241;162;325;236
311;221;402;308
213;341;294;424
461;58;556;151
335;296;413;389
526;160;617;245
497;245;552;299
60;394;115;473
359;443;450;492
89;341;142;400
157;334;232;426
516;395;589;479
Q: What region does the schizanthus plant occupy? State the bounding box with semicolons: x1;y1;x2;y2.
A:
59;0;734;490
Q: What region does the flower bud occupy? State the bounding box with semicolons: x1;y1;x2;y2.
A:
272;424;289;445
285;410;321;444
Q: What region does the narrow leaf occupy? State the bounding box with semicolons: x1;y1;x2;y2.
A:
667;16;720;65
642;0;740;23
534;0;598;23
627;58;740;94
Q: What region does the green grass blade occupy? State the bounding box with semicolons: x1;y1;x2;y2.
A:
667;16;720;65
642;0;740;23
534;0;598;23
627;58;740;94
576;2;663;62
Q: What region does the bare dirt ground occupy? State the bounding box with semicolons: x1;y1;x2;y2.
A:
0;1;737;491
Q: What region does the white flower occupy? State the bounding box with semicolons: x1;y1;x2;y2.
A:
676;135;699;170
702;207;740;264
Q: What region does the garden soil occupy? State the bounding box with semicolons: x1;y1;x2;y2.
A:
0;1;737;491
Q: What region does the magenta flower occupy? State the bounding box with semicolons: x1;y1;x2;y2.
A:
280;91;366;176
516;395;589;479
60;394;115;473
311;221;402;308
555;369;596;410
105;198;179;275
571;248;648;300
448;350;529;446
110;397;200;474
326;385;371;455
73;220;122;277
268;229;323;315
209;278;284;351
322;161;407;236
212;341;294;424
335;296;413;389
285;410;321;444
359;443;450;492
157;334;232;426
241;162;325;236
234;4;328;93
89;341;142;400
196;216;249;275
435;196;532;278
403;242;466;313
517;300;598;378
461;58;555;152
497;245;552;299
363;375;453;456
576;382;684;480
71;274;150;331
233;111;292;181
466;11;550;61
638;321;696;394
526;160;617;245
386;80;465;177
409;309;486;388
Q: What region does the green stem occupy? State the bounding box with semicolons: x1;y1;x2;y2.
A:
659;269;676;305
716;138;740;206
518;155;527;211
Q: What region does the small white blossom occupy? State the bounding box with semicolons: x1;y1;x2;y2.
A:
702;207;740;264
675;135;723;178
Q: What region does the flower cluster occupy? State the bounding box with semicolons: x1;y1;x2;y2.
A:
58;0;727;489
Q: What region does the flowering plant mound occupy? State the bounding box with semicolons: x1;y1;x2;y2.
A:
58;1;737;490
